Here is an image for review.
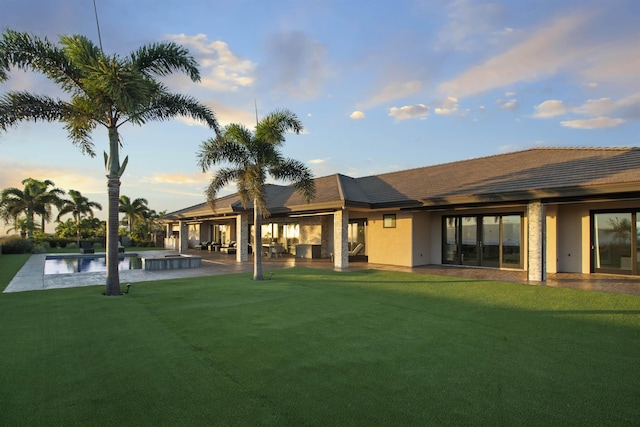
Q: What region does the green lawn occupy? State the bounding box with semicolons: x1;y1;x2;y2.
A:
1;260;639;425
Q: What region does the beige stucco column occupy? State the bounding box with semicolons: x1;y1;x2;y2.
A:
179;220;189;254
527;200;546;282
236;213;249;262
334;209;349;269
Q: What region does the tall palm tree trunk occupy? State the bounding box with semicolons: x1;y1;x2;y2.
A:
75;214;81;247
105;126;121;295
253;201;263;280
26;207;34;239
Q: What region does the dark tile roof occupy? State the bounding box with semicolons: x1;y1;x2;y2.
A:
167;148;640;218
358;147;640;205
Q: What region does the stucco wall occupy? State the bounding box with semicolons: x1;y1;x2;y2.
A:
412;212;431;266
556;203;594;273
545;204;558;274
367;212;414;266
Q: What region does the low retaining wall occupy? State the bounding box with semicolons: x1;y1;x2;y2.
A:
141;254;202;270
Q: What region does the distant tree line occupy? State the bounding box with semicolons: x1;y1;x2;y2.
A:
0;178;165;252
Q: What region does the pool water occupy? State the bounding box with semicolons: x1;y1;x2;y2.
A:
44;255;142;275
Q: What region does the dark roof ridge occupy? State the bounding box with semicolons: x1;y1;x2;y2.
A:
335;174;346;201
354;146;639;180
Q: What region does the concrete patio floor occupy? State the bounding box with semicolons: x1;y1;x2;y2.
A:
5;249;640;296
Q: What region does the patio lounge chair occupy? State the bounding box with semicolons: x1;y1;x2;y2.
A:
220;241;237;254
348;243;364;256
195;241;211;250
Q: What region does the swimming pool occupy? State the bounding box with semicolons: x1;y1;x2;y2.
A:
44;255;142;275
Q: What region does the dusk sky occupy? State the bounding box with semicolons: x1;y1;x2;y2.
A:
1;0;639;235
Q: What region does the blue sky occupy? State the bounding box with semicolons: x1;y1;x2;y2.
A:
1;0;639;235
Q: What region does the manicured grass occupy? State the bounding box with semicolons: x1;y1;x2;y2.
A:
1;267;639;425
0;253;30;290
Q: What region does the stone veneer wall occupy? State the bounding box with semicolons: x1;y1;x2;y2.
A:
334;209;348;269
527;200;545;281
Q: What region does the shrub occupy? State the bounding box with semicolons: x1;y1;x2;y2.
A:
93;242;104;250
32;243;48;254
0;235;33;254
66;242;78;249
43;237;75;248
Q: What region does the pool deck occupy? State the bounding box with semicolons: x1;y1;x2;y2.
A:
5;249;640;296
3;251;254;293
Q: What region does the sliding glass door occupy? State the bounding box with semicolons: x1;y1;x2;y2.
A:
443;214;522;268
592;212;634;274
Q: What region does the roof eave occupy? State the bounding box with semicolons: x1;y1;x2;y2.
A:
419;182;640;208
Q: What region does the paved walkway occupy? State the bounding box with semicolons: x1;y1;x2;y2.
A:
5;249;640;296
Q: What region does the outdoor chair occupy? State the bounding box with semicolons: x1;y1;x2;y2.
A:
220;241;237;254
348;243;364;256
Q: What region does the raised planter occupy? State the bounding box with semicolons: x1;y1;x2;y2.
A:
141;254;202;270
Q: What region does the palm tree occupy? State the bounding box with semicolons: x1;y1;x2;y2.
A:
0;178;65;238
7;216;38;238
197;109;315;280
0;30;219;295
119;195;149;234
56;189;103;246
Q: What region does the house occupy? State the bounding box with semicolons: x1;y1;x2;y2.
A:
162;147;640;281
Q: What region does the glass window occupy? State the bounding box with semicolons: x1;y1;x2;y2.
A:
482;217;500;267
460;217;478;265
444;218;458;263
443;214;522;268
594;212;632;271
348;219;367;252
383;214;396;228
502;215;521;266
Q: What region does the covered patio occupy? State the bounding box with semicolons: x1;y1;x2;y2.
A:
185;248;640;296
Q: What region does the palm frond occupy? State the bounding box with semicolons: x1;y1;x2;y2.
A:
197;135;250;171
255;108;303;145
130;42;200;81
135;92;219;133
86;57;154;115
1;30;83;92
204;167;240;208
270;158;316;202
0;91;77;133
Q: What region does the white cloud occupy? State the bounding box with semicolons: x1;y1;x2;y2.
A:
309;158;330;164
362;80;422;109
572;93;640;120
173;101;258;128
533;100;568;118
573;98;616;116
140;173;208;185
388;104;429;121
350;111;366;120
438;11;594;98
434;96;459;115
498;144;521;153
533;93;640;129
560;117;624;129
165;34;256;92
498;98;519;111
